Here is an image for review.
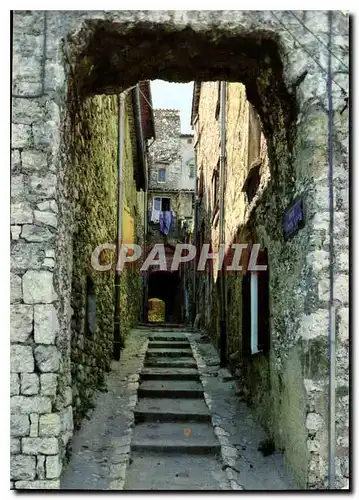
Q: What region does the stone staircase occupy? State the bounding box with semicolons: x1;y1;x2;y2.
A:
124;327;225;490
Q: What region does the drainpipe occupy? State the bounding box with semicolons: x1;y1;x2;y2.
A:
219;81;227;367
134;84;149;324
113;92;126;361
327;10;336;490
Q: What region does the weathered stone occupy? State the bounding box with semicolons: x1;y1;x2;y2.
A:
11;225;22;240
43;258;55;268
11;149;21;171
39;414;61;437
11;242;44;271
307;250;330;273
11;374;20;396
297;309;328;340
40;373;58;396
34;345;60;372
34;304;59;344
11;174;25;201
10;273;22;303
34;210;58;228
22;437;59;455
21;224;54;242
12;98;44;124
338;307;349;342
21;150;47;171
318;275;349;304
12;123;32;148
337;252;349;273
33;122;60;150
22;270;57;304
11;345;34;373
11;395;51;415
29;174;57;199
10;304;33;342
59;406;74;432
11;202;33;224
10;455;36;480
15;480;60;489
306;412;325;432
11;415;30;437
11;438;21;454
45;249;55;259
21;373;40;395
36;455;45;479
30;413;39;437
46;455;62;479
307;439;320;452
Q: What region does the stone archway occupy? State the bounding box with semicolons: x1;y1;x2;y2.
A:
11;11;349;489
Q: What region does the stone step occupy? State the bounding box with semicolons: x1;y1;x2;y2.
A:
134;398;211;423
148;341;191;349
138;380;203;398
144;358;197;369
131;422;220;454
148;335;189;341
140;367;200;380
124;452;225;490
146;348;193;358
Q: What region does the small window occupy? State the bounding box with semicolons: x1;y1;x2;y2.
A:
158;167;166;183
189;164;195;178
153;197;161;211
187;138;192;144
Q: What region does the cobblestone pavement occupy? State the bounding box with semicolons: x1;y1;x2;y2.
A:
61;326;296;490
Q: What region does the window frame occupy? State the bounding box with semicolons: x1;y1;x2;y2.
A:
157;167;167;183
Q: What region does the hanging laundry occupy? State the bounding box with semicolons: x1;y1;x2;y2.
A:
160;211;172;235
151;198;161;223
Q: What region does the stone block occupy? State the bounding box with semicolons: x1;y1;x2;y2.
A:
10;455;36;480
33;121;60;150
11;345;34;373
40;373;58;396
11;374;20;396
21;373;39;395
34;210;58;228
11;149;21;171
22;270;57;304
11;415;30;437
36;455;45;479
11;202;33;224
11;395;51;415
46;455;62;479
22;437;59;455
21;224;54;242
10;273;22;303
11;438;21;454
11;174;25;201
11;226;22;240
11;123;32;148
11;242;44;271
34;304;59;344
39;414;61;437
34;345;60;372
29;413;39;437
21;150;47;172
60;406;74;432
29;174;57;199
12;98;44;124
10;304;33;342
15;480;60;489
306;412;325;432
337;252;349;272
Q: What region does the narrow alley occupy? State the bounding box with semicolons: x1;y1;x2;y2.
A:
61;324;294;490
11;10;349;492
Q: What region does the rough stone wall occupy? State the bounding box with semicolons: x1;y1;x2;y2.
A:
11;9;349;489
193;11;349;486
66;88;118;430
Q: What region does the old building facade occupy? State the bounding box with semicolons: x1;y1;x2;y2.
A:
192;79;349;489
11;10;349;489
